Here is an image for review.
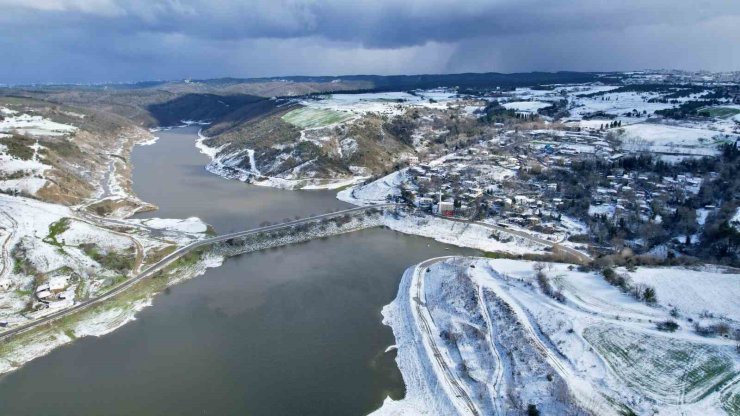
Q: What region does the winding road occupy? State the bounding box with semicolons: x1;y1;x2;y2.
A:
412;257;481;416
406;221;592;416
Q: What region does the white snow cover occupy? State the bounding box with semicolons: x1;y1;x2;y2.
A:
137;136;159;146
378;257;740;416
569;91;682;122
0;141;50;194
0;193;211;326
383;212;548;255
371;263;459;416
134;217;208;234
625;266;740;322
0;195;127;281
502;101;551;112
588;204;616;217
305;90;459;117
0;108;77;137
196;129;368;191
619;122;732;155
337;169;407;205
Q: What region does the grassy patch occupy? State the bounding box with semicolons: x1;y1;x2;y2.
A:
602;394;637;416
39;138;82;159
143;245;177;266
166;248;204;270
75;279;87;301
79;243;135;272
584;325;737;403
482;250;580;264
0;135;35;161
14;289;32;296
700;107;740;118
86;199;138;217
281;107;353;128
97;275;128;292
333;182;357;192
43;217;70;248
11;246;38;276
721;386;740;415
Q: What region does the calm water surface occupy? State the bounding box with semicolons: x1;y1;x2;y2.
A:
0;126;478;415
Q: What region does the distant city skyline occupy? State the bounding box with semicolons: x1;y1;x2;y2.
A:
1;0;738;84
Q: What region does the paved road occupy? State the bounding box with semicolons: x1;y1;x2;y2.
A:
0;204;399;342
432;214;592;263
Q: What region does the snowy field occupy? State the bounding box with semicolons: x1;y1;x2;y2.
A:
383;212;549;255
281;107;354;128
303;90;459;117
337;169;407;205
625;266;740;322
0;107;77;137
502;100;551;112
0;108;79;195
0;141;50;194
378;256;740;416
619;122;733;155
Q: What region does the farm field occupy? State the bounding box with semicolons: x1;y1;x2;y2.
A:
281;107;354;128
701;106;740;118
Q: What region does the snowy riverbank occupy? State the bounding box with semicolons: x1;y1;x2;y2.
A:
374;256;740;416
195;129;369;190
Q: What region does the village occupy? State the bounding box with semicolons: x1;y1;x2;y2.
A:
379;109;738;263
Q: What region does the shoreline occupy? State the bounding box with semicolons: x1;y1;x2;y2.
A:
195;127;370;191
0;126;218;375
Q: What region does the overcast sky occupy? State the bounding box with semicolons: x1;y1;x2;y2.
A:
1;0;738;84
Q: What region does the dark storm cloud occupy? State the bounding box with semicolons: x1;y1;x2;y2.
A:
0;0;738;84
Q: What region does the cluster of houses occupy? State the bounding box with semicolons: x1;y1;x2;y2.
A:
33;275;73;310
399;146;522;219
387;117;723;247
528;129;616;160
587;170;707;225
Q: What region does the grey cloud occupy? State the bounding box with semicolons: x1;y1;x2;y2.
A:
4;0;739;46
0;0;738;84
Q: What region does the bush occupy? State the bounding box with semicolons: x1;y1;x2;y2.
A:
643;286;657;304
602;267;616;282
0;135;35;161
656;320;679;332
536;271;553;296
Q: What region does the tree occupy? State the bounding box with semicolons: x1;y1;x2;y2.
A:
643;286;657;304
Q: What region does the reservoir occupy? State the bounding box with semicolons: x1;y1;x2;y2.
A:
0;126;478;415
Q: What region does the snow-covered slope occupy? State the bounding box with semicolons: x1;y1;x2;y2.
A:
378;257;740;416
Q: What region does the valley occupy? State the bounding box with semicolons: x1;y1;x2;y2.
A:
0;70;738;415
